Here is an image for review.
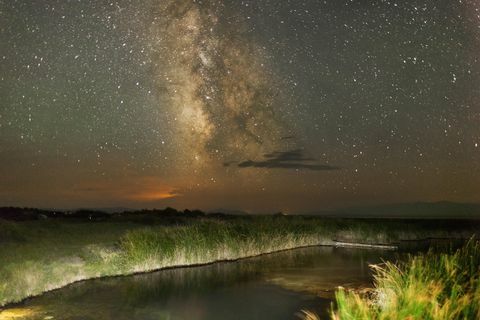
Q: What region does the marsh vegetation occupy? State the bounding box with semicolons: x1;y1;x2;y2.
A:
0;208;478;312
326;240;480;320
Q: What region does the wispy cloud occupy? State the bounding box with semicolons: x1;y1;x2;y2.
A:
225;149;340;171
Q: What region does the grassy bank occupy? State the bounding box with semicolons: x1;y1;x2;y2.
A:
326;240;480;319
0;213;478;308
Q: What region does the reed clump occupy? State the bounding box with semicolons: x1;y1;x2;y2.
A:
330;239;480;320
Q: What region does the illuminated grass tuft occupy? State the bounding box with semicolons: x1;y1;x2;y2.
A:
329;239;480;320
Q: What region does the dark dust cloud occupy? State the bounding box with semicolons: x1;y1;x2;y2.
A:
1;0;479;213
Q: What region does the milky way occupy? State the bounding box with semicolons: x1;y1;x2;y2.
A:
1;0;479;213
148;0;291;173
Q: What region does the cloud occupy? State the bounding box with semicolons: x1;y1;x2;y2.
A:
226;149;341;171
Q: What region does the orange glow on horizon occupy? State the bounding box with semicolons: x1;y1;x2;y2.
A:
129;189;179;201
56;175;182;204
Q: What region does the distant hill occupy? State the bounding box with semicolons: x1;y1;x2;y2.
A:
309;202;480;219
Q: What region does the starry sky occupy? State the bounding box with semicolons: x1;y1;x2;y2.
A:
1;0;479;213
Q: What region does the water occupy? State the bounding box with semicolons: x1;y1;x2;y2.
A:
2;246;397;320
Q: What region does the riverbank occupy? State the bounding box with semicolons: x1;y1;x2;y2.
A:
323;239;480;319
0;214;478;307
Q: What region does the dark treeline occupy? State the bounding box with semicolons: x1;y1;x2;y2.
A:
0;206;230;223
1;207;480;233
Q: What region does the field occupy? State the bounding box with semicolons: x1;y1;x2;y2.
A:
0;210;478;308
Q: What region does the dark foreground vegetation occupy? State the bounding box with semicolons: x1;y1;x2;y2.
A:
0;207;478;310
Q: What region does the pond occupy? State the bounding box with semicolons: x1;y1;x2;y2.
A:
1;246;398;320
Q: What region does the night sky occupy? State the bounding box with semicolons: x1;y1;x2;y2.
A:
1;0;479;213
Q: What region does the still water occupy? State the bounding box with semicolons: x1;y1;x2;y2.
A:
3;246;397;320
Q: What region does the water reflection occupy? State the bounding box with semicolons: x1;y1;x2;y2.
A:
3;246;396;320
0;307;42;320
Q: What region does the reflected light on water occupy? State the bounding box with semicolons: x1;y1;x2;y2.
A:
0;308;42;320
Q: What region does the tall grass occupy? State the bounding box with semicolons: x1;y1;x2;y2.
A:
118;218;333;272
330;240;480;319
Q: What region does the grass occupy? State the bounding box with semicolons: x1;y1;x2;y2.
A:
325;239;480;320
0;214;478;308
117;218;335;272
